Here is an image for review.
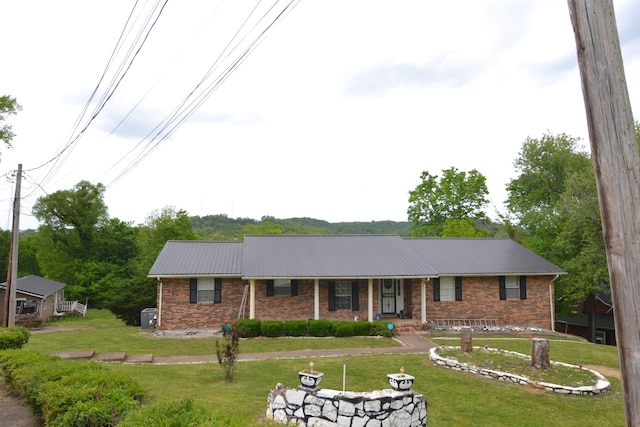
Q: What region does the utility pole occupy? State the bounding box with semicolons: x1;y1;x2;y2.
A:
3;164;21;328
568;1;640;425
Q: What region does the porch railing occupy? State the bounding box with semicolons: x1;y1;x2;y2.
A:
56;300;88;317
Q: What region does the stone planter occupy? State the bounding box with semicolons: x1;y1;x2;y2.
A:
298;370;324;389
387;373;415;391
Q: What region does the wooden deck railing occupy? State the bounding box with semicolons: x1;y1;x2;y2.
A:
56;300;88;317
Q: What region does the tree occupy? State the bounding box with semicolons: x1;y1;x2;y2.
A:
0;95;21;150
407;167;489;237
105;207;199;325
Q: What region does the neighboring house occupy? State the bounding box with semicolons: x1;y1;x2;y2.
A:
555;282;616;345
148;235;565;331
0;275;66;325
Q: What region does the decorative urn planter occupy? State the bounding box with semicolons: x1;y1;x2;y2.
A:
298;370;324;389
387;373;415;391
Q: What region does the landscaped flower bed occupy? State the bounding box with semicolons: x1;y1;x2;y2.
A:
430;346;611;395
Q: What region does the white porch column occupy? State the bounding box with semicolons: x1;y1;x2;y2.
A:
250;279;256;319
421;278;427;324
368;278;374;322
314;279;320;320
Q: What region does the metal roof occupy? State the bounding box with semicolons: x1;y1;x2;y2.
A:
242;235;436;278
148;235;565;279
404;238;566;275
0;275;66;298
148;240;243;277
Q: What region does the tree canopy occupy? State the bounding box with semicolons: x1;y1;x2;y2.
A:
0;95;21;150
407;167;489;237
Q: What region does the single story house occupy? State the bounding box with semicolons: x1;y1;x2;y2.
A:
0;275;67;324
148;235;565;331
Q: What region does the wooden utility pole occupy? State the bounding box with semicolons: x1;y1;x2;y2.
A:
2;164;21;328
568;1;640;425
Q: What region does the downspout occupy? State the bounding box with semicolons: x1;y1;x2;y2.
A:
549;274;559;332
157;278;163;328
421;278;427;324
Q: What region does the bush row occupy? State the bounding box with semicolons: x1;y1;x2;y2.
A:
0;326;31;350
0;350;145;427
236;319;395;338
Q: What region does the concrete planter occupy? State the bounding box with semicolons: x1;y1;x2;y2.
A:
387;373;415;391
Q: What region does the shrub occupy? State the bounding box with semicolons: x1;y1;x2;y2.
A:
261;320;285;337
352;321;373;336
0;350;145;426
0;326;31;350
216;324;240;383
284;320;308;337
236;319;261;338
372;321;396;337
334;323;355;337
308;319;332;337
119;399;244;427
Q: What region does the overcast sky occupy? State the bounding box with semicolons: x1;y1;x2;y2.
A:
2;0;639;230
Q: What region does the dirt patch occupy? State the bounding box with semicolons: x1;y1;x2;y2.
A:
584;365;621;379
0;381;42;427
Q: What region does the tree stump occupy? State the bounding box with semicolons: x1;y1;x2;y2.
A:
461;326;473;352
531;338;550;369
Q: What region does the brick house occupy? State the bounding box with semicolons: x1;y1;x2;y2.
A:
148;235;565;330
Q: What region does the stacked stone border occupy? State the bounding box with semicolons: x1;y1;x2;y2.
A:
267;383;427;426
429;346;611;395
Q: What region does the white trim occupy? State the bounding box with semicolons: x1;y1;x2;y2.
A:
249;279;256;319
421;278;427;324
368;278;373;322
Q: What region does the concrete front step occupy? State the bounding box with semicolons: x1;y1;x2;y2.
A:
49;350;153;364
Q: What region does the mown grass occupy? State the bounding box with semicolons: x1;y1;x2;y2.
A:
20;310;626;426
25;310;400;356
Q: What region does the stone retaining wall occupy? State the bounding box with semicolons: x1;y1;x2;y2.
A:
429;346;611;395
267;383;427;427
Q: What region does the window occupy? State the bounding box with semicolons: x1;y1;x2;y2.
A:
190;278;222;303
328;281;360;311
266;279;299;297
499;276;526;300
433;277;462;302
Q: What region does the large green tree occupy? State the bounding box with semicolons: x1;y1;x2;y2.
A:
31;181;137;307
407;167;489;237
0;95;21;151
105;207;199;326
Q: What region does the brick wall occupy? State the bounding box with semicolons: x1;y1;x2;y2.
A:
408;276;554;329
157;276;554;330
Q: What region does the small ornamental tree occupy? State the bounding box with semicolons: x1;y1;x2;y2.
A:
216;323;240;383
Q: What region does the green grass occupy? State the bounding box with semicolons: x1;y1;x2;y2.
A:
26;310;400;356
19;310;626;426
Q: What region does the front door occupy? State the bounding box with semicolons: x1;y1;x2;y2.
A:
381;279;397;314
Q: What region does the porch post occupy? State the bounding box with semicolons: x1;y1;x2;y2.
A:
314;279;320;320
249;279;256;319
421;278;427;324
368;278;374;322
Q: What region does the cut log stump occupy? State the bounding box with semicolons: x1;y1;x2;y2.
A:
531;338;550;369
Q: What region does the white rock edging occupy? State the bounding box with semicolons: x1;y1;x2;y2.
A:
267;383;427;426
429;346;610;395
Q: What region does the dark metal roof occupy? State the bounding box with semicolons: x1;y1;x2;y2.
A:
403;238;565;275
0;275;66;298
556;313;615;330
147;236;564;279
242;234;436;278
148;240;243;277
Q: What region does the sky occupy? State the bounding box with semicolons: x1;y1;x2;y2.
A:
2;0;640;231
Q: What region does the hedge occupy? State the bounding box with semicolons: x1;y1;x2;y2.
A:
284;320;308;336
0;350;145;426
261;320;285;337
308;319;332;337
0;326;31;350
236;319;261;338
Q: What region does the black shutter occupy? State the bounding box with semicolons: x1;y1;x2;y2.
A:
455;276;462;301
214;278;222;303
266;280;274;297
351;281;360;311
433;278;440;302
519;276;527;300
499;276;506;300
328;281;336;311
291;280;299;296
189;278;197;303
